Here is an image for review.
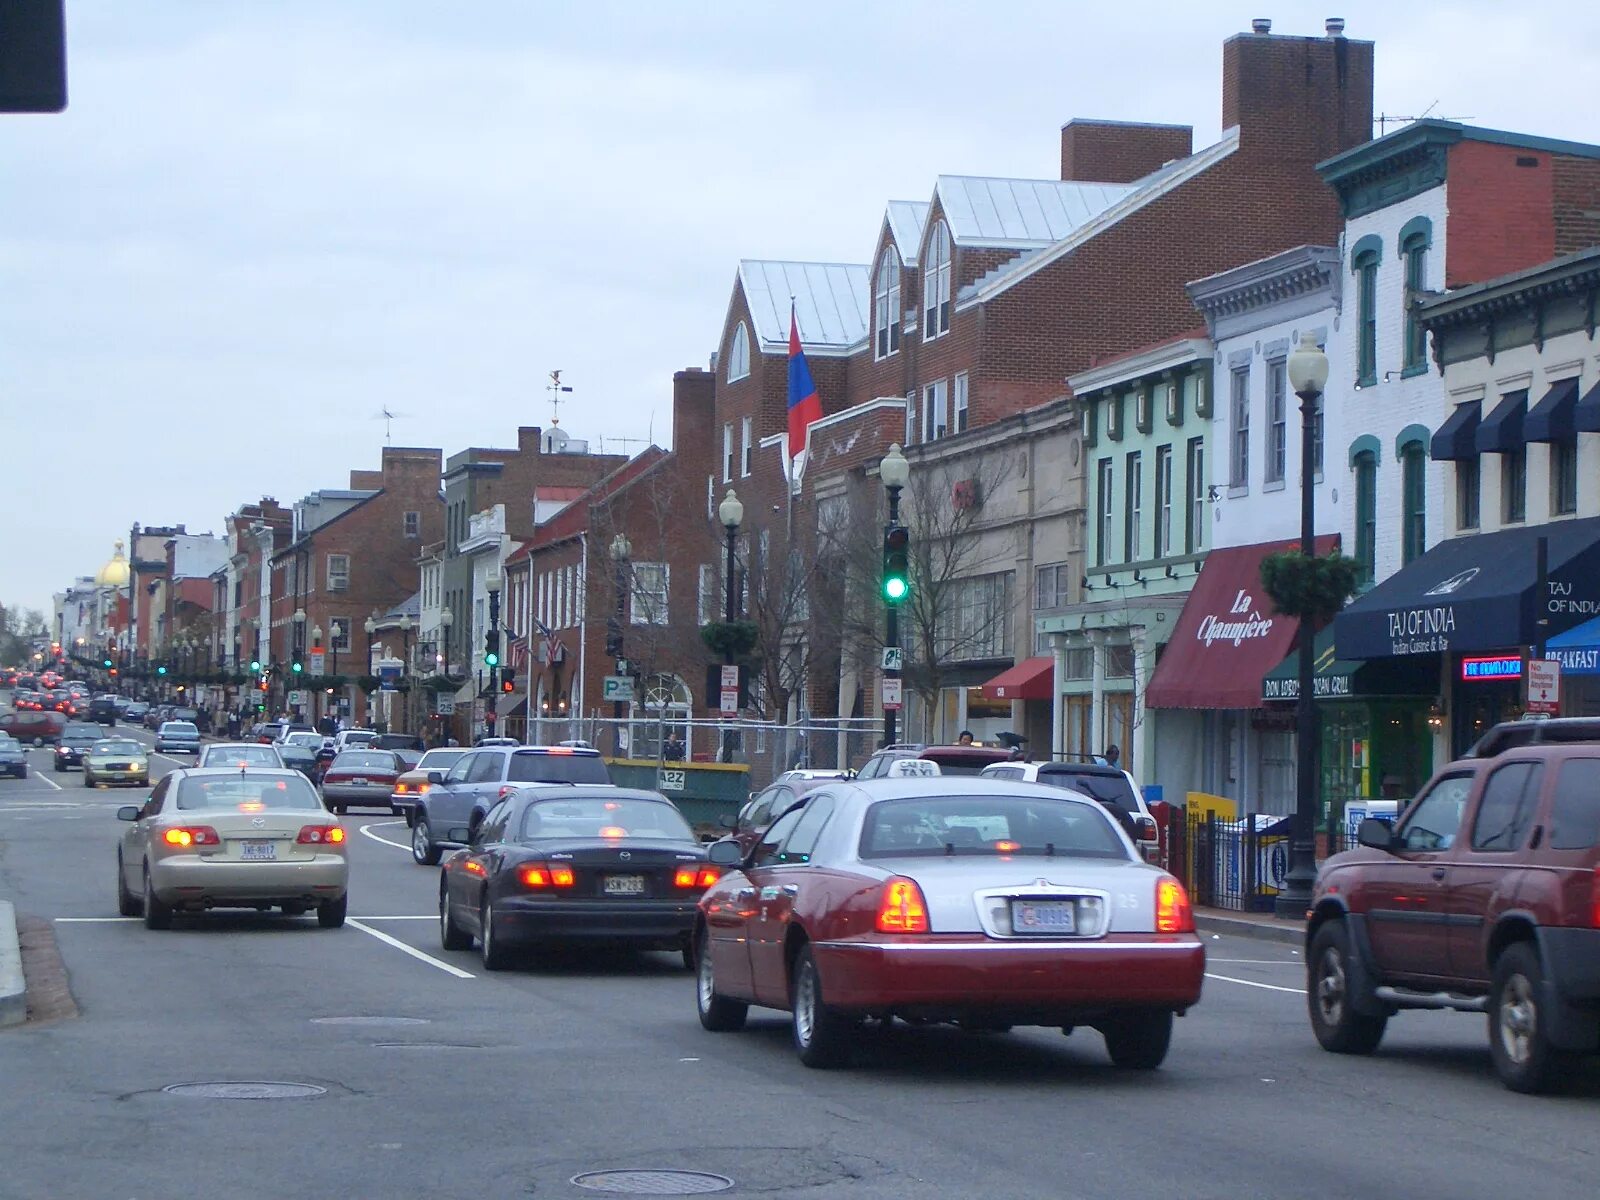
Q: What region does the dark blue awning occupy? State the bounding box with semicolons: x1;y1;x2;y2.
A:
1524;379;1580;443
1576;379;1600;434
1430;400;1481;461
1475;390;1527;453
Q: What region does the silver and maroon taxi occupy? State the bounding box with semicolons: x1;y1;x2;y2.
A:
694;777;1204;1068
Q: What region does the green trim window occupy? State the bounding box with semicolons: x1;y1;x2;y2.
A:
1266;358;1287;484
1124;451;1143;562
1401;441;1427;565
1456;457;1480;530
1095;457;1114;567
1185;437;1205;554
1402;234;1428;371
1354;450;1377;585
1154;444;1174;558
1351;234;1383;387
1503;447;1527;524
1553;438;1579;516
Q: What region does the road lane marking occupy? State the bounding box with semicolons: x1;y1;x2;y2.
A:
359;821;413;852
31;771;63;792
348;918;475;979
56;917;140;923
1208;958;1302;965
1206;971;1304;995
354;915;434;921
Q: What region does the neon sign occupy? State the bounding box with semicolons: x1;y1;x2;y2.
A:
1459;655;1521;682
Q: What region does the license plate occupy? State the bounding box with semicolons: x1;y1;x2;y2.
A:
603;875;645;896
1012;899;1076;933
351;778;368;786
239;841;277;861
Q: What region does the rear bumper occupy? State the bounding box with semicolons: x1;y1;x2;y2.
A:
321;784;393;804
813;935;1206;1013
150;855;348;904
155;742;199;753
389;795;418;814
494;897;700;946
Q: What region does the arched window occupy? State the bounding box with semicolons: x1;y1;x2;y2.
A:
1400;440;1427;565
1353;449;1377;585
727;322;750;383
874;248;901;360
1400;219;1432;372
638;672;693;762
1350;234;1383;387
923;221;951;341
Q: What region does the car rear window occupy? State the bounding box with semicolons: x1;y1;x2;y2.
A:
205;746;281;767
334;751;396;770
919;751;1011;776
176;775;322;810
507;751;611;785
163;722;198;734
417;749;467;771
64;724;101;738
860;794;1128;860
520;797;693;842
1039;767;1137;810
1549;758;1600;851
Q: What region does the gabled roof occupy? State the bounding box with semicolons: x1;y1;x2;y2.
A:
738;261;870;355
884;201;930;266
933;176;1136;249
519;446;670;556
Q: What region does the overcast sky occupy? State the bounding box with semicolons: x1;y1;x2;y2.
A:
3;1;1598;615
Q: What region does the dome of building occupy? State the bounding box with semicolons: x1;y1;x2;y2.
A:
94;540;130;588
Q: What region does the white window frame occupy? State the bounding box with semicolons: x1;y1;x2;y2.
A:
953;371;970;434
1124;451;1143;562
922;379;949;442
904;391;916;444
1187;437;1206;553
1265;357;1287;485
740;416;753;478
706;474;714;521
874;248;901;360
1229;367;1250;489
727;322;750;383
403;510;420;538
630;562;670;626
1096;458;1114;567
722;423;734;483
1155;444;1174;558
325;553;350;593
923;221;951;341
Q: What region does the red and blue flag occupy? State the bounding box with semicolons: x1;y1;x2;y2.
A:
786;308;822;462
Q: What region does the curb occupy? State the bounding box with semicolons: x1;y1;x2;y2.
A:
0;900;25;1027
1195;912;1304;947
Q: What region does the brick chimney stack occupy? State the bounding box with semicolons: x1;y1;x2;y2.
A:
1060;119;1194;183
1221;24;1374;162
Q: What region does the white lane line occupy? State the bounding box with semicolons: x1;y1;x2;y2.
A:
31;771;63;792
355;915;435;921
1209;958;1302;965
1206;971;1304;995
56;917;140;923
348;917;475;979
359;821;412;852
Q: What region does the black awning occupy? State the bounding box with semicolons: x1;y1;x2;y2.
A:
1335;515;1600;659
1430;400;1481;461
1475;389;1527;453
1576;379;1600;434
1524;378;1580;443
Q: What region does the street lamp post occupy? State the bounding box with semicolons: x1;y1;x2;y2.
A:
329;621;342;726
609;533;631;756
292;607;306;720
484;569;502;740
1276;332;1331;920
718;488;744;764
311;624;323;727
879;443;911;748
364;616;378;726
398;615;413;733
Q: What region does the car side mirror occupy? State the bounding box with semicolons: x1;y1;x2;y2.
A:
428;771;445;785
446;826;474;844
117;806;140;822
1357;817;1397;851
707;839;743;866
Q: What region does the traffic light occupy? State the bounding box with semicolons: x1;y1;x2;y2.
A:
483;631;500;669
156;664;168;677
249;658;261;672
102;656;113;669
882;525;911;604
291;652;303;675
501;665;516;694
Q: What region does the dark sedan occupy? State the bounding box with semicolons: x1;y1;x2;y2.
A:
438;788;716;971
53;722;104;771
320;749;406;814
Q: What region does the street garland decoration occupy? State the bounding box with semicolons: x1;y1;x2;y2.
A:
700;620;759;661
1259;550;1360;622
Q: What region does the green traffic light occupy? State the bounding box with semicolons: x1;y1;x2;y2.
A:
291;661;303;674
156;665;167;676
250;659;261;672
485;652;499;667
883;576;908;602
102;658;112;668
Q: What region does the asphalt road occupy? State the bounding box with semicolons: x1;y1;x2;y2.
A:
1;714;1597;1200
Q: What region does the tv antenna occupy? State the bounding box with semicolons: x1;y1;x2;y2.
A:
372;407;413;444
547;370;573;426
1375;101;1471;137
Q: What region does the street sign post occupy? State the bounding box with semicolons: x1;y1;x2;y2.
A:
435;695;456;716
603;676;635;703
719;688;739;717
1528;658;1561;715
881;677;903;712
287;690;305;707
881;646;902;672
309;651;326;675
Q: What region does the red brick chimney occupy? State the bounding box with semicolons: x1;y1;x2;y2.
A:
1060;119;1194;183
671;367;716;478
1221;23;1374;162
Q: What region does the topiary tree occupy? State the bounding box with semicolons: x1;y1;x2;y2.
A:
1259;550;1361;623
700;620;759;661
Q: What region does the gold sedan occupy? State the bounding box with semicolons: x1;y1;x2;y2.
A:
116;768;349;929
83;738;150;788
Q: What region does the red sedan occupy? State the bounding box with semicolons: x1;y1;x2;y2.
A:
694;777;1204;1069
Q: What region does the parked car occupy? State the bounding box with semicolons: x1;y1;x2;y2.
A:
53;722;105;771
0;733;28;778
391;748;470;823
87;695;120;726
82;738;150;788
1307;724;1600;1093
729;774;850;855
438;787;714;970
154;721;201;754
981;760;1160;858
694;777;1203;1068
854;743;1017;779
320;749;407;815
410;745;613;865
0;709;67;746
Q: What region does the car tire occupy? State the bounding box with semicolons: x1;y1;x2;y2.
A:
1307;920;1387;1055
142;868;173;931
1489;941;1572;1094
116;852;142;917
1101;1010;1173;1069
316;893;347;928
440;884;472;951
334;804;347;816
791;944;853;1068
479;898;514;971
411;817;442;866
695;929;748;1032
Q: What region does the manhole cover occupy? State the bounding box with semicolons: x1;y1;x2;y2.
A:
311;1016;429;1027
163;1082;326;1100
571;1171;734;1195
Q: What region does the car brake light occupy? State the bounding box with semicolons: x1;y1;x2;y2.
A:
498;785;516;799
394;783;408;794
1592;868;1600;929
296;825;346;845
518;863;575;889
876;877;930;933
674;866;722;889
598;825;627;838
162;826;221;848
1155;877;1194;933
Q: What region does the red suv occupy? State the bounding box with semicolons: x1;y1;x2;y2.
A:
1307;725;1600;1092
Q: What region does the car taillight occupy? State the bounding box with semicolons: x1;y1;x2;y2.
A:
498;785;516;800
1592;868;1600;929
394;783;408;794
674;866;721;889
296;825;346;845
518;863;575;889
162;826;221;848
1155;877;1194;933
876;877;930;933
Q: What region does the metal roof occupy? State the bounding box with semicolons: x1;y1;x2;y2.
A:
934;176;1136;248
884;201;929;265
739;260;870;352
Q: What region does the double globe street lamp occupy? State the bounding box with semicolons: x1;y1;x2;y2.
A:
718;488;744;764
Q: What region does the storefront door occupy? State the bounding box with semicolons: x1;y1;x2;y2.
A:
1452;678;1521;757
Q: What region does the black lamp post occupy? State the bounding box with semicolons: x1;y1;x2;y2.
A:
484;569;502;739
718;488;745;764
329;621;342;723
609;533;631;756
879;443;910;748
364;616;379;727
1275;332;1331;920
398;614;413;733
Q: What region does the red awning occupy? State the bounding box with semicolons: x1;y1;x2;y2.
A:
1144;535;1337;710
981;656;1054;702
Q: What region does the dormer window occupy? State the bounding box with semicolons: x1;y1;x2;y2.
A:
727;322;751;383
874;248;901;360
923;221;951;341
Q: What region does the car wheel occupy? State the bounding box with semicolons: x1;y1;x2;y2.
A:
142;868;173;931
695;929;748;1032
317;893;348;929
1307;921;1387;1054
1489;941;1572;1094
334;804;347;816
1101;1010;1173;1070
411;817;442;866
115;851;142;917
479;897;514;971
791;944;853;1068
440;883;472;951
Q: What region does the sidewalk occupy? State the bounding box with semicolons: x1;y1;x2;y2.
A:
1193;905;1305;947
0;901;24;1027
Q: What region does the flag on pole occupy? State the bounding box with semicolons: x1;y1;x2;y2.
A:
786;306;822;474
